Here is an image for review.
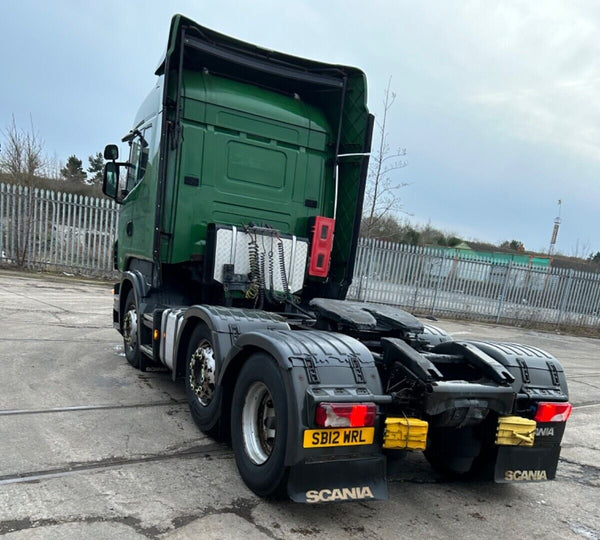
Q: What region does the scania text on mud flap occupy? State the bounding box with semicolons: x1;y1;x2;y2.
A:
103;14;571;502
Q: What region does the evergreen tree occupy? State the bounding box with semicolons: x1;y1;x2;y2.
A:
87;152;104;184
61;155;87;182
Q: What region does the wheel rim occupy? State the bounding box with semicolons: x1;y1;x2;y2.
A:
123;308;138;350
188;339;216;406
241;382;276;465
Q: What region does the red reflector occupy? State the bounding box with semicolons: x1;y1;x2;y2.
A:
308;216;335;278
534;402;572;422
315;402;376;428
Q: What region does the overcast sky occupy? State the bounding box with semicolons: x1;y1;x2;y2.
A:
1;1;599;255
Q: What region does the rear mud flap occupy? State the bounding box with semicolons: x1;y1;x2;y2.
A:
494;445;561;482
287;456;388;503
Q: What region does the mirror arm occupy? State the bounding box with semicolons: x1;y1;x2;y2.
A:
121;129;148;148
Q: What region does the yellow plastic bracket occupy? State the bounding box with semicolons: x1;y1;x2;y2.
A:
496;416;536;447
383;417;428;450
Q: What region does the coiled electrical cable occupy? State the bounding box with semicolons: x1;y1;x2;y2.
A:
258;250;266;309
277;238;290;297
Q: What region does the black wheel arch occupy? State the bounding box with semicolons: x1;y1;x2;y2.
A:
118;270;151;333
172;316;301;451
171;308;384;470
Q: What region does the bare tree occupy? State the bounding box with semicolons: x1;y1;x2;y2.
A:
0;115;45;186
362;77;408;238
0;116;46;266
43;152;64;181
570;239;591;260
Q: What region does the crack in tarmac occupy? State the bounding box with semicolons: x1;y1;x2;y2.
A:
0;399;187;416
558;457;600;488
0;514;165;538
0;442;232;486
0;497;279;540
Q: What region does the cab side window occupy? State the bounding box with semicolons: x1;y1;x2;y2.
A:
125;130;150;192
126;140;141;192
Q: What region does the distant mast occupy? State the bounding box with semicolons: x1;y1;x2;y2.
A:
548;199;562;255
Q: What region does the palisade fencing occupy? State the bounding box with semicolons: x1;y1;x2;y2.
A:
1;184;599;330
0;183;118;278
347;238;600;330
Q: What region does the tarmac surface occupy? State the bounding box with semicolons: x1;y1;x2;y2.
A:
0;270;598;539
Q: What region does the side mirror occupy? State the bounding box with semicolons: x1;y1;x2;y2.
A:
103;162;120;200
104;144;119;160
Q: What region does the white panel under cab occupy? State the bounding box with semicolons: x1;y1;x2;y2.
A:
213;227;308;293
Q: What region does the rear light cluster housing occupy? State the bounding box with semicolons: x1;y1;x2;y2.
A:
534;402;572;422
315;402;376;428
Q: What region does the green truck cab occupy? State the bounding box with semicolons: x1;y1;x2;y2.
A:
103;15;571;503
104;14;372;306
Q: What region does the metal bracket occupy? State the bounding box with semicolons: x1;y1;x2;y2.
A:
301;356;320;384
349;355;366;384
229;324;240;345
516;358;531;384
546;361;560;387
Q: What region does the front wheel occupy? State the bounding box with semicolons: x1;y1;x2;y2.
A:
122;289;141;369
231;353;289;498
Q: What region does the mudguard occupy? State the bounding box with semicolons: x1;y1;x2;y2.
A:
466;340;569;482
465;341;569;401
223;328;389;502
115;270;152;333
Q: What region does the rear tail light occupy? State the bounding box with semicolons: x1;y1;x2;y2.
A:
308;216;335;278
534;402;572;422
315;402;376;428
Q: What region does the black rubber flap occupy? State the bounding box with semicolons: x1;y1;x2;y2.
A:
362;303;424;332
495;445;561;482
287;456;388;503
310;298;378;330
310;298;423;332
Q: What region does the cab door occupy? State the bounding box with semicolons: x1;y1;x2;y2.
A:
118;129;152;268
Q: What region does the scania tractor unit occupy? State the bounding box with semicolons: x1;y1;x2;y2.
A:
102;15;571;502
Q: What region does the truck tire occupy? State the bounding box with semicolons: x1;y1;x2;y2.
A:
231;353;289;498
185;324;222;438
122;289;141;369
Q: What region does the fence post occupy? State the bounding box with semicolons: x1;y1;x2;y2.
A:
557;269;574;328
412;246;424;310
363;238;376;302
431;250;446;316
496;261;512;323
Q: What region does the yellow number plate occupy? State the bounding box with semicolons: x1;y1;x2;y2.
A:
303;427;375;448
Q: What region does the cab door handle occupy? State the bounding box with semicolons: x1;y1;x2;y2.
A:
126;221;133;236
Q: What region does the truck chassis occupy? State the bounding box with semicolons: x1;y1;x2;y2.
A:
113;269;571;502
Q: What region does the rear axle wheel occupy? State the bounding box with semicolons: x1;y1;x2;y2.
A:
185;324;222;437
231;353;289;498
